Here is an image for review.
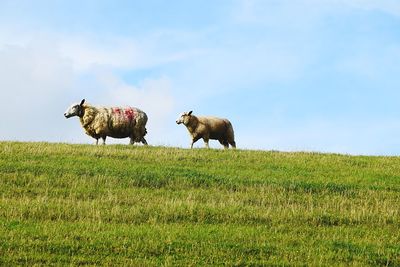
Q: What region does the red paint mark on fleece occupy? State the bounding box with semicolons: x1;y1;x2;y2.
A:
124;107;136;121
112;107;136;121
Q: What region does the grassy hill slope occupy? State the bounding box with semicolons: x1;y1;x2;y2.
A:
0;142;399;265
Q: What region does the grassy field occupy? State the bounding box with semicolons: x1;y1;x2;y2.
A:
0;141;399;266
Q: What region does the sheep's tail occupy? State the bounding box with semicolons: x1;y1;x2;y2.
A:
142;112;148;137
135;109;148;137
225;120;236;148
225;120;234;137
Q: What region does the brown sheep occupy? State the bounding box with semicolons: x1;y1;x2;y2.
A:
176;111;236;149
64;99;148;145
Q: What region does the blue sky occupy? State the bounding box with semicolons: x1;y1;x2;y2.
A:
0;0;400;155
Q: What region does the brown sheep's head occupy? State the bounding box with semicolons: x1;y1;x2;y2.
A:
176;111;193;125
64;99;85;118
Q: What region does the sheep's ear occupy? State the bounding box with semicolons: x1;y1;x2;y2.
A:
188;111;193;116
80;99;85;106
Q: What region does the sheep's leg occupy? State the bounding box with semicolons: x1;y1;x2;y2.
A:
205;141;209;149
229;140;236;149
218;140;223;146
219;139;229;149
141;137;148;145
102;136;106;145
95;138;99;145
203;138;210;149
190;136;201;149
190;139;199;149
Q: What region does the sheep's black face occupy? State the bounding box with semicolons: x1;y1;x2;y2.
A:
64;104;81;118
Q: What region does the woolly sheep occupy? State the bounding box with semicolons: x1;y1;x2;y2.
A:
64;99;148;145
176;111;236;149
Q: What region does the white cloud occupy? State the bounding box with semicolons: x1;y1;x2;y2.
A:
0;39;75;142
57;33;204;72
58;36;160;72
171;40;310;107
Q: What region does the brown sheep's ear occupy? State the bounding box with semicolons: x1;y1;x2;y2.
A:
188;111;193;116
80;99;85;106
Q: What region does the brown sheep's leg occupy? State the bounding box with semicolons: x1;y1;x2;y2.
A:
203;138;210;149
191;136;201;149
223;141;229;149
219;139;229;149
95;138;99;145
229;140;236;149
141;137;148;145
101;136;106;145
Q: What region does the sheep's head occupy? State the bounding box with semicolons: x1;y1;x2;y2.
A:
176;111;193;125
64;99;85;118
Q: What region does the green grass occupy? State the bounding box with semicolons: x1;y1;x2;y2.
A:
0;141;399;266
